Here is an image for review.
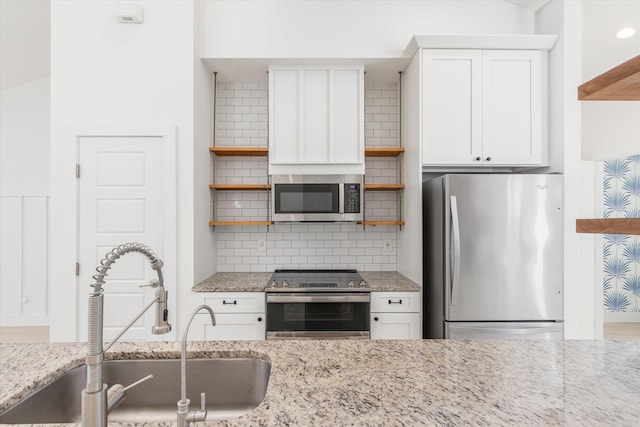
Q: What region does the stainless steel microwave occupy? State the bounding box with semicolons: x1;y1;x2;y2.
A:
271;175;363;222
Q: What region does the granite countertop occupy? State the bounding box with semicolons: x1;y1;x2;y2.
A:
2;339;640;426
192;272;272;292
192;271;419;292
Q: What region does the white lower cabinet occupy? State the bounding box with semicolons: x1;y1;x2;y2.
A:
370;292;421;340
190;292;265;341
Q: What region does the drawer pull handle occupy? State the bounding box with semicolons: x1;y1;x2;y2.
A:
388;299;402;305
222;300;237;305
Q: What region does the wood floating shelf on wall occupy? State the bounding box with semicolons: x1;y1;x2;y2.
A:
364;147;405;157
364;184;406;191
359;221;406;226
578;55;640;101
209;221;273;227
209;147;269;156
209;184;271;191
576;218;640;235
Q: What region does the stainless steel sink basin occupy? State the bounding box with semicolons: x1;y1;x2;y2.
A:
0;358;271;424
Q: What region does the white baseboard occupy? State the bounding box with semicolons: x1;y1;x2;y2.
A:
0;315;49;327
603;312;640;323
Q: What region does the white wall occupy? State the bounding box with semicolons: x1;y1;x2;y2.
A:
581;0;640;161
0;0;51;326
193;1;217;288
0;78;50;326
202;0;534;58
49;0;195;341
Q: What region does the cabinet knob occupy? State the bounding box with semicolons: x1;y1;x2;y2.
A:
374;317;379;322
485;157;492;162
257;317;263;322
475;157;481;161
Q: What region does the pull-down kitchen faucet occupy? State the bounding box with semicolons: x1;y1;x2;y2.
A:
81;243;172;427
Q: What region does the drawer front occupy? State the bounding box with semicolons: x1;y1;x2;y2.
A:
203;292;265;313
371;292;420;313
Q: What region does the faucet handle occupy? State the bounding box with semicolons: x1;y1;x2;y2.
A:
186;392;208;423
139;279;159;288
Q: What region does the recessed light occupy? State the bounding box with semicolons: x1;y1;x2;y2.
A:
616;27;636;39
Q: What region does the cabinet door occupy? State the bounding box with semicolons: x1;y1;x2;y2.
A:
422;50;482;166
203;313;266;341
269;65;364;175
481;50;542;166
332;68;363;165
370;313;421;340
270;68;300;165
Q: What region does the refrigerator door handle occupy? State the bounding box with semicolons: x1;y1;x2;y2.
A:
450;196;461;306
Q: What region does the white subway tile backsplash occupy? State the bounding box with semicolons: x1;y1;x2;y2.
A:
212;81;399;272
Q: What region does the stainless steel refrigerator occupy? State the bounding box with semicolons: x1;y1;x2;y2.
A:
422;174;563;339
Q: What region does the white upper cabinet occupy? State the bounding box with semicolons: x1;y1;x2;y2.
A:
422;50;482;165
421;48;545;167
481;50;542;166
269;65;365;175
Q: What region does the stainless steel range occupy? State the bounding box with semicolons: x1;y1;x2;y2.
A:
265;270;370;340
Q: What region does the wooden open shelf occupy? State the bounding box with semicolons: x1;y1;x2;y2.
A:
578;55;640;100
209;221;273;227
365;147;405;157
364;184;405;191
359;221;406;226
209;184;271;191
209;147;269;156
576;218;640;235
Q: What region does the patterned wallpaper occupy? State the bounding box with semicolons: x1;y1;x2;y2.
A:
600;155;640;315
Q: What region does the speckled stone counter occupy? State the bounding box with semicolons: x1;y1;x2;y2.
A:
360;271;420;292
192;272;271;292
2;339;640;426
192;271;419;293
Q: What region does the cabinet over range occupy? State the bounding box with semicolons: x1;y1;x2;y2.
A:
265;269;370;339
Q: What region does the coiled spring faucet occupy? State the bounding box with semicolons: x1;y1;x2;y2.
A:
82;243;172;427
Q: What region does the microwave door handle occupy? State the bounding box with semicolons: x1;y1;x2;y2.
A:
339;184;345;214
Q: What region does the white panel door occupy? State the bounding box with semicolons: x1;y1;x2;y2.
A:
77;136;165;341
481;50;542;165
422;50;482;166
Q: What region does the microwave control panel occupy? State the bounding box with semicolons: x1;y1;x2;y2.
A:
344;183;361;213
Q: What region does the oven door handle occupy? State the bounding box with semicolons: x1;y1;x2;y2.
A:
267;331;370;340
266;294;370;303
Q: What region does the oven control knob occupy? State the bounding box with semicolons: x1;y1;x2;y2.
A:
359;280;367;288
282;280;289;288
269;280;279;288
347;280;355;288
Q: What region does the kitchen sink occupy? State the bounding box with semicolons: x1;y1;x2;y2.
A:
0;358;271;424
